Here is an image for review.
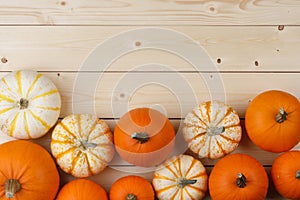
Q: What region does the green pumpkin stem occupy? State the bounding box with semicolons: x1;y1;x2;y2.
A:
275;107;288;123
131;132;150;144
296;170;300;179
177;177;197;188
5;179;21;198
207;126;225;136
18;98;29;109
126;193;137;200
236;173;247;188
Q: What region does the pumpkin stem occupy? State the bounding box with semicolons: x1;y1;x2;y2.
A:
296;170;300;179
276;107;288;123
207;126;225;136
18;98;29;109
177;177;197;188
79;140;97;150
131;132;149;144
5;179;21;198
236;173;247;188
126;193;137;200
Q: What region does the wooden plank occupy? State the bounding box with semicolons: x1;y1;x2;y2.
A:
0;0;299;25
0;26;300;72
1;72;300;118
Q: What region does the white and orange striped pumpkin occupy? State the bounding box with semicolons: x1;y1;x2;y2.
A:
183;101;242;159
153;154;208;200
51;114;114;178
0;70;61;139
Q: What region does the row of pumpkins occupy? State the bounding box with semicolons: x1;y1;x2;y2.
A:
0;70;299;199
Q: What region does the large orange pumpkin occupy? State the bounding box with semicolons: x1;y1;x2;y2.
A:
271;150;300;199
0;140;59;200
110;175;155;200
56;179;108;200
245;90;300;152
209;153;268;200
114;108;175;167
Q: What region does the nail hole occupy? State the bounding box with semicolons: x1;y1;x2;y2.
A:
1;57;7;63
209;7;215;12
276;49;280;52
119;93;125;98
254;61;259;67
278;25;284;31
210;74;213;79
135;41;141;47
57;73;60;77
217;58;221;64
248;99;252;103
60;1;66;6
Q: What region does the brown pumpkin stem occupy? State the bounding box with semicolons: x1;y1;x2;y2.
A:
236;173;247;188
126;193;137;200
5;179;21;198
275;107;288;123
18;98;29;109
177;177;197;188
296;170;300;179
131;132;149;144
207;126;225;136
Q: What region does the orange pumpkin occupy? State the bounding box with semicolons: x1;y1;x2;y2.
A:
0;140;59;200
271;150;300;199
56;179;108;200
114;108;175;167
245;90;300;152
209;153;269;200
110;175;155;200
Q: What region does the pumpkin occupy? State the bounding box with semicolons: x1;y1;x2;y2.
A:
153;154;208;200
0;70;61;139
183;101;242;159
0;133;15;145
110;175;155;200
209;153;268;200
271;150;300;199
114;108;175;167
56;179;108;200
245;90;300;152
0;140;59;200
51;114;114;178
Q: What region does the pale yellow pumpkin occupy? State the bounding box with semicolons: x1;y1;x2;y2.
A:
0;70;61;139
183;101;242;159
153;154;208;200
51;114;114;178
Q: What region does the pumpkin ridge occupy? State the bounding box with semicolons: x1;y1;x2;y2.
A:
186;184;206;195
28;110;50;129
87;148;108;164
25;73;42;98
86;119;98;140
216;139;227;156
77;114;83;139
15;71;22;95
184;158;197;177
219;134;240;144
165;163;179;178
191;109;208;127
83;153;93;176
170;187;180;199
184;187;194;200
156;184;177;196
187;171;207;180
154;175;176;182
0;107;13;114
56;146;77;160
35;106;60;111
60;122;78;140
0;94;14;103
31;89;58;100
70;150;83;174
9;112;20;137
23;112;31;139
223;107;234;119
191;132;206;142
205;101;211;123
1;78;13;93
207;136;212;159
174;157;183;177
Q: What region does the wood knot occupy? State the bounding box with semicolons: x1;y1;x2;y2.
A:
1;57;8;63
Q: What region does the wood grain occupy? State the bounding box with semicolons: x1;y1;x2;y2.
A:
0;0;299;25
0;26;299;72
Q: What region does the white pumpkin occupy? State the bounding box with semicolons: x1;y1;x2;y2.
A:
183;101;242;159
51;114;114;178
153;154;208;200
0;70;61;139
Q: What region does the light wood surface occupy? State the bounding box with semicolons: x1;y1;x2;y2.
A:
1;0;300;199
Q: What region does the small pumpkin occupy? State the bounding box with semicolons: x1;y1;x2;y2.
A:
51;114;114;178
56;179;108;200
209;153;268;200
0;70;61;139
0;140;60;200
183;101;242;159
245;90;300;152
153;154;208;200
114;108;175;167
0;133;15;145
110;175;155;200
271;150;300;199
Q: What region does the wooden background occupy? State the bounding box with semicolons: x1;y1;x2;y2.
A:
1;0;300;199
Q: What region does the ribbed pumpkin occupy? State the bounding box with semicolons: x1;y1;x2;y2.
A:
114;108;175;167
0;70;61;139
209;154;269;200
245;90;300;152
56;179;108;200
110;175;155;200
0;140;60;200
153;154;208;200
271;151;300;199
183;101;242;159
51;114;114;178
0;134;15;145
